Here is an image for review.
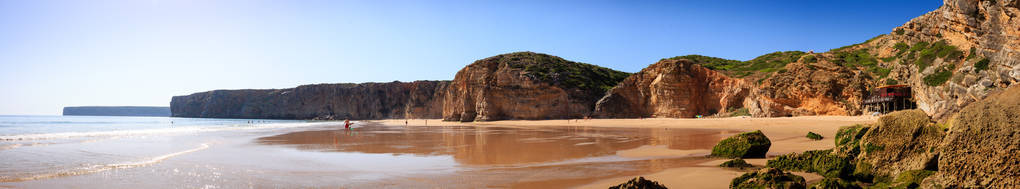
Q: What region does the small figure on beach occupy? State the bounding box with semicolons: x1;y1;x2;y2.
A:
405;119;408;126
344;119;352;129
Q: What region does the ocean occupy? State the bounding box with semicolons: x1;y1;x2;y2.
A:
0;115;330;186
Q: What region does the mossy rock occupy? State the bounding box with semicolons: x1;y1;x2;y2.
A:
889;170;934;189
834;125;870;157
720;158;753;169
609;176;667;189
809;178;861;189
806;132;823;140
712;130;772;158
766;150;854;178
731;168;806;189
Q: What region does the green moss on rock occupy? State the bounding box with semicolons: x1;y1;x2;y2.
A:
711;130;772;158
834;125;870;157
809;178;861;189
890;170;934;188
767;150;854;178
720;158;753;169
807;132;824;140
731;168;806;189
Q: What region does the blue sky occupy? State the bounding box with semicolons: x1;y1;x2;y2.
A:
0;0;941;115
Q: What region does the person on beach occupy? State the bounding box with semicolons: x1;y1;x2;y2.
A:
344;119;351;129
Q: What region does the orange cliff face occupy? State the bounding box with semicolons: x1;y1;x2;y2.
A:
593;59;751;118
441;52;629;122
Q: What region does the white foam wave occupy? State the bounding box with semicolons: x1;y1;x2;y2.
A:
0;143;211;182
0;122;335;141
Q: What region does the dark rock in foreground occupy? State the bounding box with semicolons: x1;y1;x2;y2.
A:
731;168;806;189
608;177;667;189
63;106;170;117
711;130;771;158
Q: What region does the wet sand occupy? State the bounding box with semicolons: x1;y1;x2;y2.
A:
377;116;877;188
257;122;742;188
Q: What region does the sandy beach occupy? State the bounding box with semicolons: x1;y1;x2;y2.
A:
375;116;877;188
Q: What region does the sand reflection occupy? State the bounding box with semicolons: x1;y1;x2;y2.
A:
257;124;737;165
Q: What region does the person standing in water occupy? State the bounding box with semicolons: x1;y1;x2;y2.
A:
343;119;351;129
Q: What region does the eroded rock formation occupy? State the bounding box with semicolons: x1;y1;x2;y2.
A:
171;80;449;120
925;86;1020;187
856;110;943;178
593;58;750;118
442;52;629;121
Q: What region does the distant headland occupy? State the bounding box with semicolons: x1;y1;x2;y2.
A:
63;106;171;117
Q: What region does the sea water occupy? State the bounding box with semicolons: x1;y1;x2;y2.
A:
0;115;326;185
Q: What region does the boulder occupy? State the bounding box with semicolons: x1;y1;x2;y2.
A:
719;158;753;169
711;130;771;158
766;150;854;179
855;110;943;179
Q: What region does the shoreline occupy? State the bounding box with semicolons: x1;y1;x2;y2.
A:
370;116;878;188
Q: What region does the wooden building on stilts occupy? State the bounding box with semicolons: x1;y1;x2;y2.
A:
862;85;916;114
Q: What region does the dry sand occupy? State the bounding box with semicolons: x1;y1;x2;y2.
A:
375;116;877;188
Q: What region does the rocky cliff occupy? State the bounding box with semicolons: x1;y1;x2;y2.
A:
743;0;1019;119
442;52;629;121
593;58;750;118
170;80;449;120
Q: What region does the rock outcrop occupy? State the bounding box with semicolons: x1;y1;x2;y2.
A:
855;110;943;178
925;86;1020;188
730;168;807;189
593;58;750;118
442;52;629;121
711;130;772;158
745;60;873;117
171;80;449;120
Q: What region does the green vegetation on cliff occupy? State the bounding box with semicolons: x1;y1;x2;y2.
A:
974;57;990;72
923;64;954;86
670;51;806;78
502;52;631;93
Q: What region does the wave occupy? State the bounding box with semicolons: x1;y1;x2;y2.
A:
0;143;210;182
0;122;335;141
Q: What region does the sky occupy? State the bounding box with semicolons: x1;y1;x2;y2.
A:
0;0;942;115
